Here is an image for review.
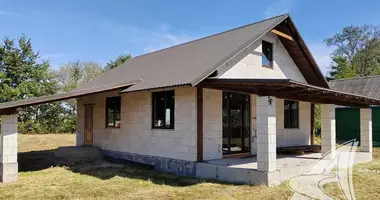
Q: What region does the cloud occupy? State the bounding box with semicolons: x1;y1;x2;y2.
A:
0;10;22;17
142;32;197;53
40;52;76;60
97;20;200;55
307;42;333;75
264;0;296;18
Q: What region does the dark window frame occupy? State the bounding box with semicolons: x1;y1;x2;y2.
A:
152;90;175;129
106;96;121;128
284;100;299;129
262;40;273;68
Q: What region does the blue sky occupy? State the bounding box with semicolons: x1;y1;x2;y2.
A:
1;0;380;74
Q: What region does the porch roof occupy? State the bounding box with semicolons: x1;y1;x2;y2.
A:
199;78;380;107
0;79;142;114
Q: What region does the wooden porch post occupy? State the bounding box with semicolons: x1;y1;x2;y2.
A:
310;103;315;145
197;87;203;162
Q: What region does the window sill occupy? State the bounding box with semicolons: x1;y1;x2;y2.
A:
262;65;273;69
106;126;121;129
151;127;175;130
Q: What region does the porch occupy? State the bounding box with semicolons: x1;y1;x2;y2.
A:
197;151;372;185
195;78;379;186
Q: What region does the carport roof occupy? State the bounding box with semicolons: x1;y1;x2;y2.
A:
0;79;141;114
199;78;380;107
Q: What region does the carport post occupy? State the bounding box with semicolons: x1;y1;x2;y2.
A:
360;108;372;153
321;104;336;159
0;113;18;183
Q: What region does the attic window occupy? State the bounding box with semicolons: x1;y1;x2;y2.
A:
262;41;273;68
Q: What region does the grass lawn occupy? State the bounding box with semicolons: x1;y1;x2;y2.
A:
0;134;378;199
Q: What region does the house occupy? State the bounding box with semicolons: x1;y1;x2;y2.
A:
330;76;380;145
0;14;378;186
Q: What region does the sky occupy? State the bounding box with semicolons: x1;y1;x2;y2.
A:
1;0;380;75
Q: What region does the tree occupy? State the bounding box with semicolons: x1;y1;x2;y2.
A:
0;35;61;134
324;25;380;79
104;54;131;71
53;61;104;133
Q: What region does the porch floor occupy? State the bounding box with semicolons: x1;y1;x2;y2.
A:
205;152;372;181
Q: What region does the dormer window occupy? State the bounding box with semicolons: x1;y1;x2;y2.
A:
262;41;273;68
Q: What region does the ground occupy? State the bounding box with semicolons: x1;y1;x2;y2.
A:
0;134;378;199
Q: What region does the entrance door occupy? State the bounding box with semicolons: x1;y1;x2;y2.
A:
84;104;94;145
222;92;250;155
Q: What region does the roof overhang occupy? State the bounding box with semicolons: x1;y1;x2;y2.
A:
199;78;380;107
0;79;142;114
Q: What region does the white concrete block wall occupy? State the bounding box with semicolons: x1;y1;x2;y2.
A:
77;87;198;161
0;114;18;182
256;96;277;172
360;108;372;152
203;89;223;160
276;99;311;147
251;95;257;155
216;32;306;83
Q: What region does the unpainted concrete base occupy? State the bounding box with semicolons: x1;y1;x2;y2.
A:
196;162;281;186
0;162;18;183
103;149;196;177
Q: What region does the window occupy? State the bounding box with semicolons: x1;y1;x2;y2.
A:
106;96;121;128
262;41;273;67
152;90;174;129
284;100;299;128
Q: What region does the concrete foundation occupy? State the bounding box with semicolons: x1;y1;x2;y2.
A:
103;150;196;177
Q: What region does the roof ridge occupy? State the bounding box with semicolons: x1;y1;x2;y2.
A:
330;75;380;82
128;13;289;61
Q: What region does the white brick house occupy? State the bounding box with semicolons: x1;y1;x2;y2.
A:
0;14;377;186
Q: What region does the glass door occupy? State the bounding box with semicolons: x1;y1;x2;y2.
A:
222;91;250;155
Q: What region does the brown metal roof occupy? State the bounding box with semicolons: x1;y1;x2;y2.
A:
329;75;380;99
199;78;380;107
0;79;141;113
0;14;330;111
77;13;328;94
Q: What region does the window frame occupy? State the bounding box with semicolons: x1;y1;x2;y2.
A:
262;40;273;68
284;100;299;129
105;96;121;128
151;90;175;129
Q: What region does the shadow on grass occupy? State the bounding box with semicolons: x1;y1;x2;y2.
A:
18;149;58;172
18;148;213;187
76;162;203;187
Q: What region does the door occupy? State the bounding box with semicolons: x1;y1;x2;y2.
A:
222;91;250;155
84;104;94;145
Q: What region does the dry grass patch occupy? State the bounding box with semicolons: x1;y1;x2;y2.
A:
1;134;379;199
323;148;380;200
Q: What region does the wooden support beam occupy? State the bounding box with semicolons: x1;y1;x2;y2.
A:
271;29;294;41
310;104;315;145
196;87;203;162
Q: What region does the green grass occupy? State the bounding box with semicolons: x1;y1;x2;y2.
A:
0;134;379;199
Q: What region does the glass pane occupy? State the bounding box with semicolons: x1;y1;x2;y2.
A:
222;92;229;153
165;90;174;128
284;100;291;128
107;107;114;127
153;92;166;128
229;93;243;153
291;101;299;128
262;41;272;66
